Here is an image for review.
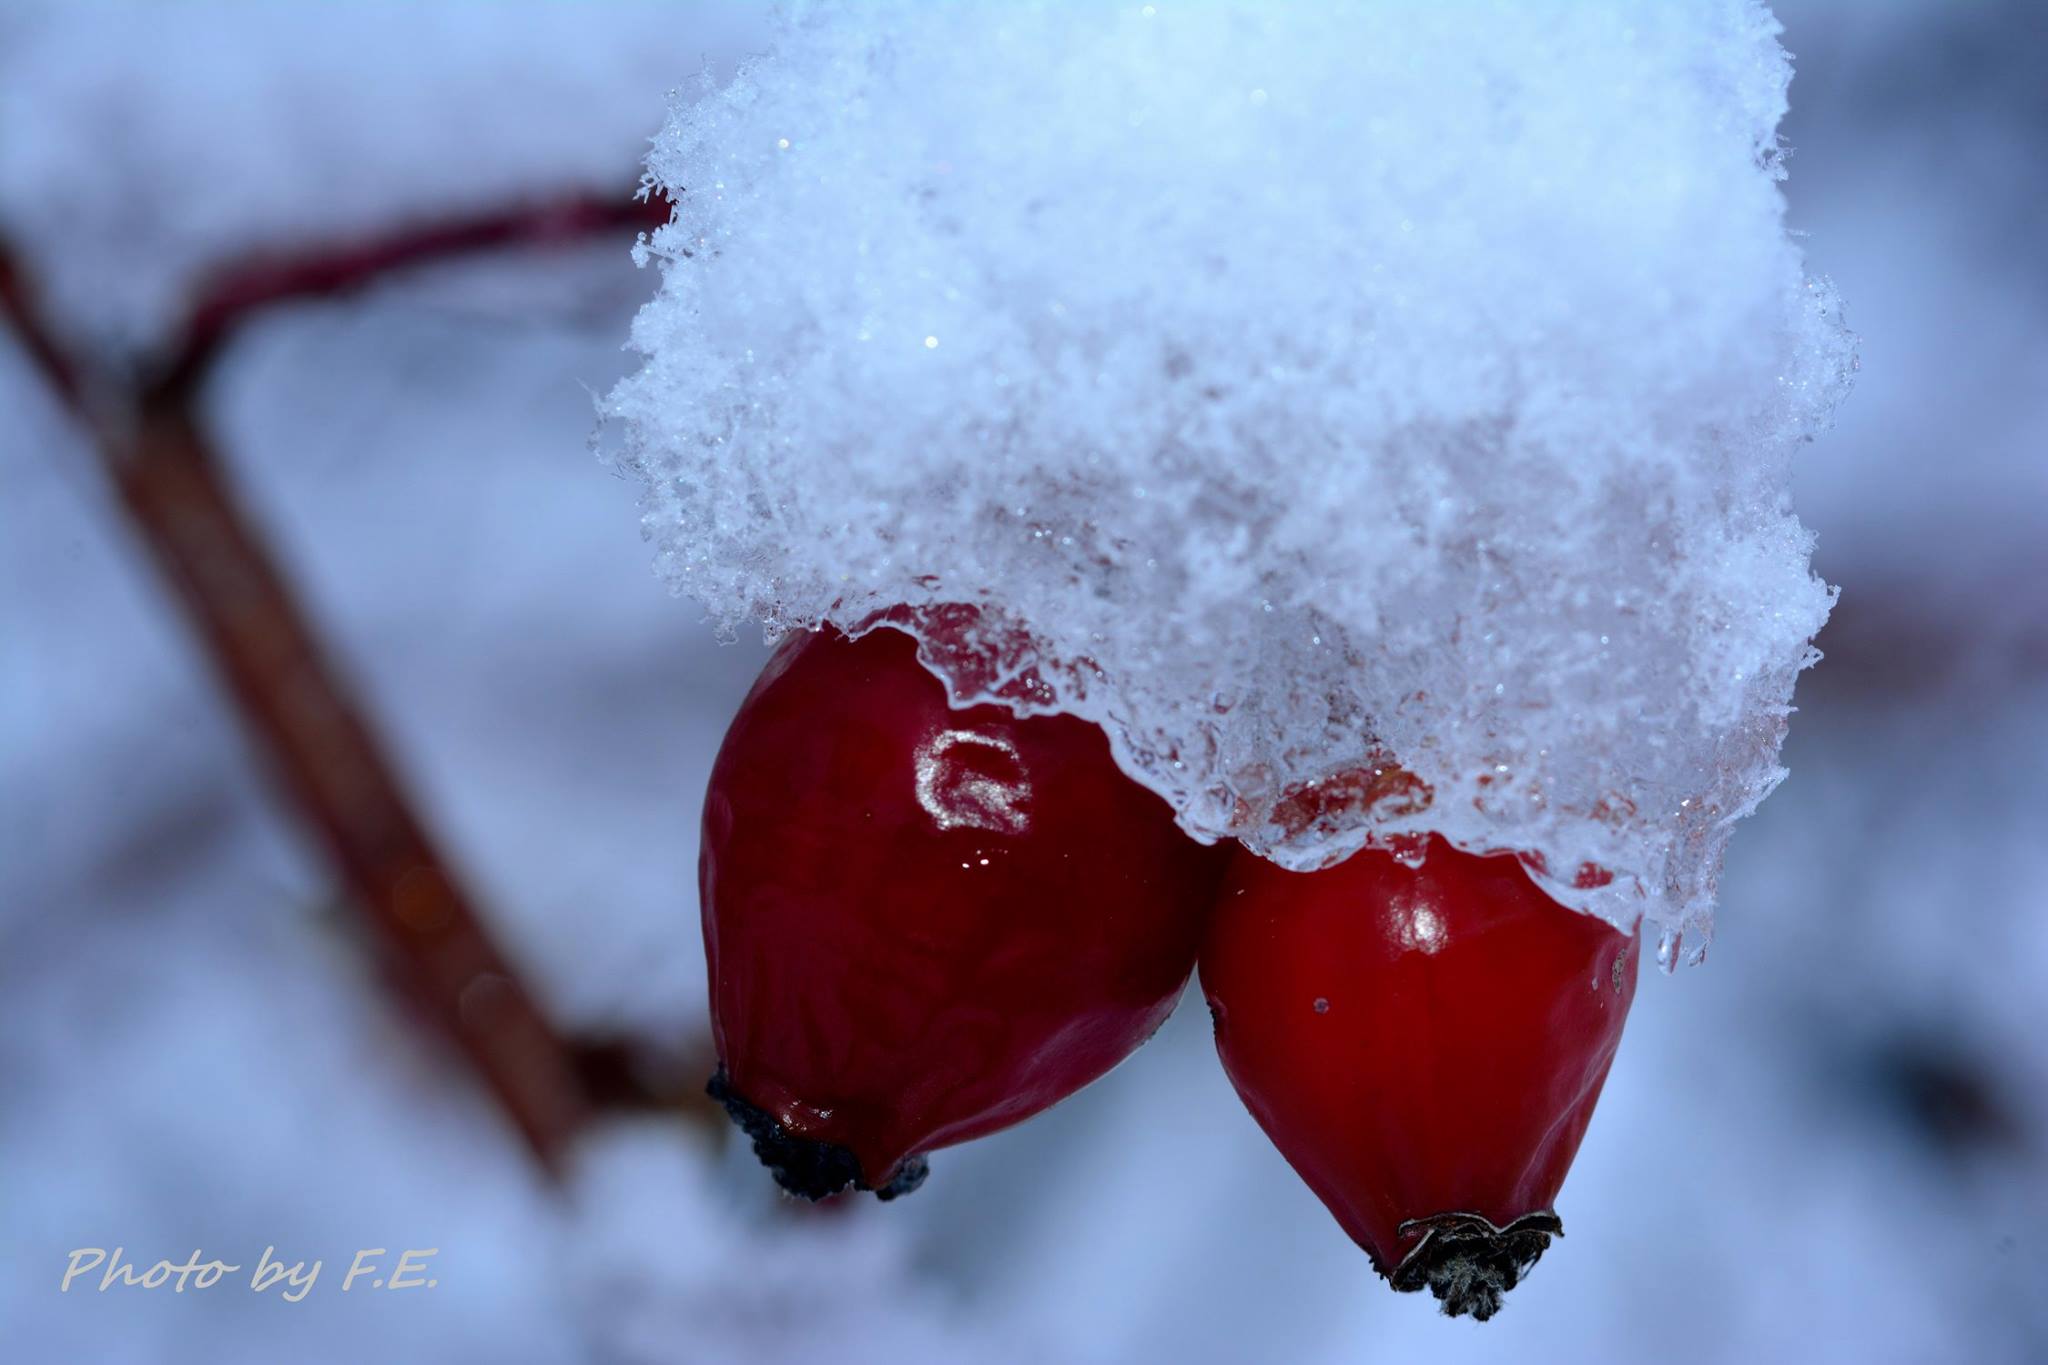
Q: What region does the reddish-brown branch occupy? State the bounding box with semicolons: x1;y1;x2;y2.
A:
1;250;86;408
162;191;669;390
1;191;708;1174
119;397;595;1168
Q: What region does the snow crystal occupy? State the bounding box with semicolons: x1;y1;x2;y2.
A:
604;1;1854;944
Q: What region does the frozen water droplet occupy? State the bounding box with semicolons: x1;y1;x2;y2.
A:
1655;926;1684;975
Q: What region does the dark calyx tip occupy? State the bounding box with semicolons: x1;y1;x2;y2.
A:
1388;1210;1562;1322
706;1068;928;1203
873;1155;929;1201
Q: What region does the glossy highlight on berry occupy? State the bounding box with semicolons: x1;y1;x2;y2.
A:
700;617;1227;1199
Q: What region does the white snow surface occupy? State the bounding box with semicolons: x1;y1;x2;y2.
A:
605;0;1855;946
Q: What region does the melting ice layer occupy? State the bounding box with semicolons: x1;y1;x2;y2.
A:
606;1;1856;950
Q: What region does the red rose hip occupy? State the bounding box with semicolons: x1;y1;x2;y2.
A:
1201;835;1637;1319
702;619;1225;1199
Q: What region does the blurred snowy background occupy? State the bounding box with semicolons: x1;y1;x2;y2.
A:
3;2;2043;1362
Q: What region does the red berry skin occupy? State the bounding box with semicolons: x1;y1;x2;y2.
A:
1200;835;1637;1319
702;622;1227;1198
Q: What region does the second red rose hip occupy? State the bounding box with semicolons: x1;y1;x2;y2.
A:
1201;835;1637;1319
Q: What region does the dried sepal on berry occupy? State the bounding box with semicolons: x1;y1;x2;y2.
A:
702;618;1226;1199
1202;834;1636;1318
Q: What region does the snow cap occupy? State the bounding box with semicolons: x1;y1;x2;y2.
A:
607;0;1854;950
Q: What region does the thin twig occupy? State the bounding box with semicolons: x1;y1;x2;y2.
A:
2;192;690;1173
159;192;669;392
